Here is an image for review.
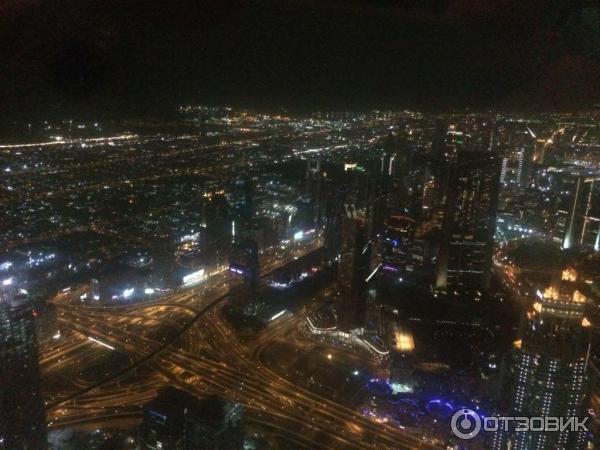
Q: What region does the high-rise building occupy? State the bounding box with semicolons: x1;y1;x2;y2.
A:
304;158;322;226
366;175;389;241
380;215;423;275
518;144;534;188
142;388;244;450
152;221;177;288
500;157;508;185
91;278;100;301
383;307;415;394
435;150;501;292
533;138;547;163
491;268;591;450
562;176;600;251
229;238;260;311
229;174;261;311
322;181;344;263
231;175;254;240
0;283;47;449
337;202;370;333
200;191;231;268
431;119;448;161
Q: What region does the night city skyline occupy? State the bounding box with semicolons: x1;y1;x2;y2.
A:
2;2;600;450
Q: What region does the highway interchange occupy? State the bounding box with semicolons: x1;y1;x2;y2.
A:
43;236;441;449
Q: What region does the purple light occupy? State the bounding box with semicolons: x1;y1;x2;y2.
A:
229;265;244;275
382;264;399;272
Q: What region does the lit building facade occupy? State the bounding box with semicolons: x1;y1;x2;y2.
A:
562;176;600;251
380;215;423;275
491;268;591;450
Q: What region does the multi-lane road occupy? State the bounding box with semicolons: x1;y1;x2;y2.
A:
46;236;441;449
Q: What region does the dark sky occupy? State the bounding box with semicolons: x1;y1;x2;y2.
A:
0;0;599;119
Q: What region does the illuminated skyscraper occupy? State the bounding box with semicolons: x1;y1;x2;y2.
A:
491;268;591;450
518;144;534;188
562;176;600;251
435;150;501;292
0;283;47;449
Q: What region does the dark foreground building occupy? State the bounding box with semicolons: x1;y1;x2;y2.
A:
435;150;500;293
0;284;47;449
142;388;244;450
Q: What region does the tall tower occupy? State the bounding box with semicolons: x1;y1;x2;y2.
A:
91;278;100;302
492;268;591;450
0;283;47;449
337;202;370;333
518;144;534;188
305;158;322;226
152;220;177;288
435;150;501;293
229;175;260;312
563;176;600;250
431;119;448;161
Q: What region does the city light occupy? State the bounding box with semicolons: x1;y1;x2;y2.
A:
2;5;599;450
122;288;135;298
87;336;115;351
182;269;206;286
269;310;286;321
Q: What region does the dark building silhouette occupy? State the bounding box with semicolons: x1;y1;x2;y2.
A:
337;202;370;333
200;192;231;268
322;181;345;263
142;388;244;450
0;285;47;450
435;150;501;293
152;221;177;288
229;175;260;311
304;158;323;226
431;119;448;161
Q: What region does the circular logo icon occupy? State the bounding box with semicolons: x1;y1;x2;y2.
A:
451;408;481;440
